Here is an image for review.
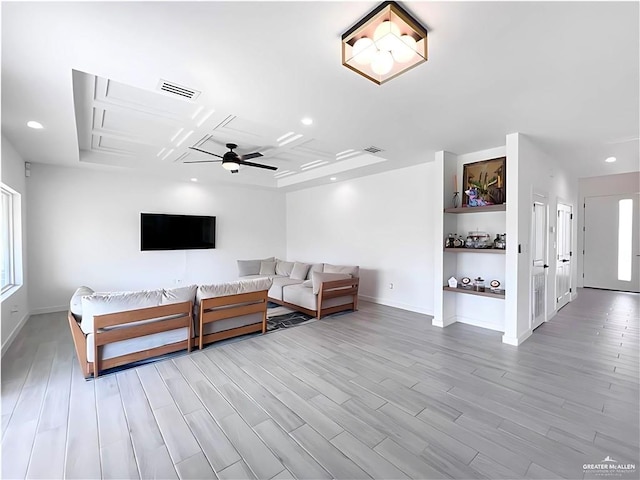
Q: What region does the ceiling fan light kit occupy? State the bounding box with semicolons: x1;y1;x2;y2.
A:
186;143;277;174
342;1;428;85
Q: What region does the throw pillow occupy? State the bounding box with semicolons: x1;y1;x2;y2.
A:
259;261;277;275
323;263;359;277
237;257;275;276
290;262;311;281
69;286;95;320
306;263;324;280
275;260;295;276
311;271;351;295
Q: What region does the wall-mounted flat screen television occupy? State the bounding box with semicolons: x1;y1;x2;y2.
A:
141;213;216;251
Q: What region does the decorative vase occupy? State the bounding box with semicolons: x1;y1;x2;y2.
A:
452;191;460;208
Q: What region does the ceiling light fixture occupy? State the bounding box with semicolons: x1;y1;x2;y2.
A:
190;178;198;182
330;177;337;181
605;156;617;163
222;159;240;171
301;117;313;126
27;120;44;129
342;1;428;85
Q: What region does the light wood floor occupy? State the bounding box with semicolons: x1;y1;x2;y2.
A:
2;288;638;479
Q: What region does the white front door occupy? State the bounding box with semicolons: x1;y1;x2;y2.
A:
584;193;640;293
531;198;549;330
556;203;573;310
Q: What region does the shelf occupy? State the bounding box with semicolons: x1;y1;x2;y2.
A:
444;204;506;214
444;248;505;254
443;286;505;299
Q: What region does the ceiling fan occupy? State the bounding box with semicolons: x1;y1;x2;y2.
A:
185;143;277;174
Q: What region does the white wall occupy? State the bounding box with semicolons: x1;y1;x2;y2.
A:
286;163;435;315
27;164;286;312
1;136;29;355
507;133;579;344
577;172;640;286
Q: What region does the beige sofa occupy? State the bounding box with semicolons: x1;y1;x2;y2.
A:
68;278;271;378
238;258;360;318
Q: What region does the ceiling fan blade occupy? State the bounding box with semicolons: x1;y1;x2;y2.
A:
183;160;222;164
188;146;224;158
237;160;278;171
240;152;263;161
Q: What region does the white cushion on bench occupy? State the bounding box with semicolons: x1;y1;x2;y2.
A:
197;278;272;305
80;289;163;334
86;327;189;363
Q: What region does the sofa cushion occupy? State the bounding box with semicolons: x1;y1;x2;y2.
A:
275;260;295;277
70;286;95;321
290;262;310;281
80;289;163;334
201;312;263;336
283;284;354;312
237;257;275;276
162;285;197;305
302;279;313;288
269;277;305;301
306;263;324;280
311;272;352;295
323;264;360;278
283;284;317;311
86;327;188;363
197;278;273;305
259;261;277;276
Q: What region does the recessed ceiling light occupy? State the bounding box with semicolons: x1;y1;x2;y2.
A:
190;178;198;182
330;177;337;181
27;121;43;129
605;156;617;163
301;117;313;126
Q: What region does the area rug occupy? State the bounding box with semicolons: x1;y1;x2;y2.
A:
266;304;315;332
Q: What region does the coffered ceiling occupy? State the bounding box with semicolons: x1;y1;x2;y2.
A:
73;71;385;187
2;1;638;190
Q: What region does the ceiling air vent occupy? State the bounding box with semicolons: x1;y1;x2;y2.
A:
158;80;201;100
364;146;384;154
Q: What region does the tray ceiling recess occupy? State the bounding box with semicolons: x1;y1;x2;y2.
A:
72;70;388;188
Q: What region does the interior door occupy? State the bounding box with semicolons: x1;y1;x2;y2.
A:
584;193;640;292
531;199;549;330
556;203;572;309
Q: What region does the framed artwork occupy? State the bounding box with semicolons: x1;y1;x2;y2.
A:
462;156;506;206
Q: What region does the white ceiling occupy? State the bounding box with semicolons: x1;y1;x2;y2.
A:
2;1;638;191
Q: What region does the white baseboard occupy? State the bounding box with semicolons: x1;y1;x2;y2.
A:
1;311;30;357
502;328;532;346
456;315;504;332
30;305;67;315
359;295;433;316
432;314;457;328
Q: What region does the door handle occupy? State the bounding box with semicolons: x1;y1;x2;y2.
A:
561;259;569;263
543;264;549;268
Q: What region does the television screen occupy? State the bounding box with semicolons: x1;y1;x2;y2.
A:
141;213;216;251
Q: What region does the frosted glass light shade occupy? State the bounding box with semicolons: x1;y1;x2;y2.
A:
373;20;401;51
392;35;417;63
222;161;240;171
352;37;375;65
371;50;394;75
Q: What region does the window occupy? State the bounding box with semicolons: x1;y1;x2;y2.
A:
1;183;20;294
618;198;633;282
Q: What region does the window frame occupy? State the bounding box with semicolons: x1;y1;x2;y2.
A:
1;183;21;297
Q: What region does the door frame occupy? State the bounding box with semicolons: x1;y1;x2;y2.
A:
530;192;549;330
555;201;573;310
